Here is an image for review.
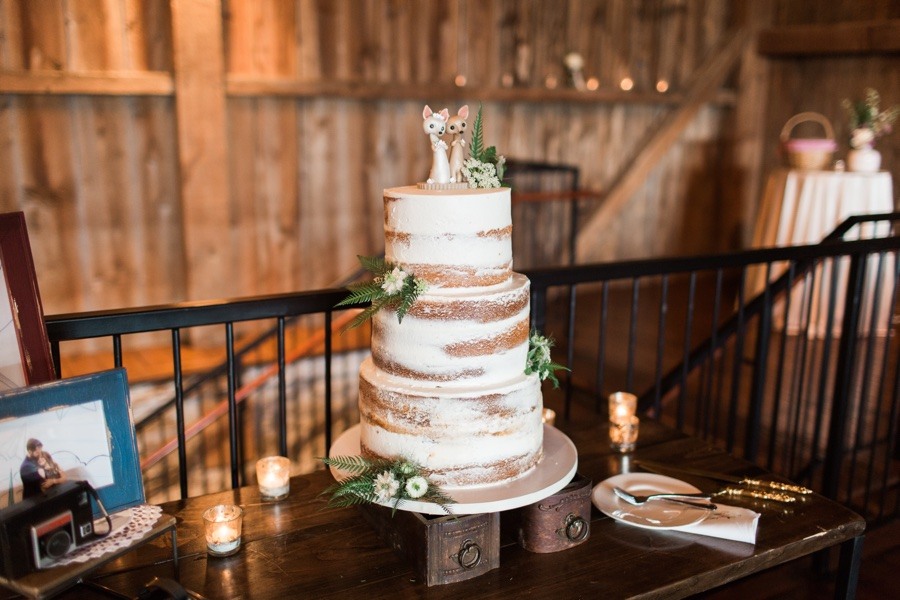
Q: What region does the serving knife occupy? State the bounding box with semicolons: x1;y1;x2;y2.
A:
635;460;813;496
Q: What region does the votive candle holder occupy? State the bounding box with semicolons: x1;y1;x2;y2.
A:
609;391;637;424
203;504;243;557
256;456;291;501
609;415;640;453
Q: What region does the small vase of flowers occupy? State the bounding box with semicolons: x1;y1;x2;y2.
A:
842;88;899;173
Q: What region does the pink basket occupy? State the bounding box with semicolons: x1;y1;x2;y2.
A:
780;112;836;170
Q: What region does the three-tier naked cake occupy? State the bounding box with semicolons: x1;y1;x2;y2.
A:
357;183;544;488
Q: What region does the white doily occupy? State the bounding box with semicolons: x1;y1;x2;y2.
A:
54;504;166;566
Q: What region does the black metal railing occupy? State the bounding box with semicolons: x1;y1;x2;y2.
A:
528;213;900;524
45;214;900;525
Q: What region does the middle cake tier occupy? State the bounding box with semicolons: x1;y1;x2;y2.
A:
371;273;531;388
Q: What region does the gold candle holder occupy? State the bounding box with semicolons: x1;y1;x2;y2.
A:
203;504;243;557
256;456;291;501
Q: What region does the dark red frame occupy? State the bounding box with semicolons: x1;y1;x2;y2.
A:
0;211;55;384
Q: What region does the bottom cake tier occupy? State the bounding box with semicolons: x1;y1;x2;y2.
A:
358;357;544;487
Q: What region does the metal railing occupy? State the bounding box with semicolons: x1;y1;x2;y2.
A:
46;214;900;524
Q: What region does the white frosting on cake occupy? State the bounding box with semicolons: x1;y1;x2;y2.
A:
384;186;512;288
359;358;543;486
358;185;544;487
371;274;530;387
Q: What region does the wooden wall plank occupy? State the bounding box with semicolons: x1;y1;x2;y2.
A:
170;0;231;302
576;29;749;261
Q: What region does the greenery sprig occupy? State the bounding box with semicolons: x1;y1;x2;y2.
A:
335;255;428;330
462;104;506;188
525;331;569;389
320;455;456;515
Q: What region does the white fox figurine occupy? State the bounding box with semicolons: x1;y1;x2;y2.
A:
422;105;451;184
447;105;469;184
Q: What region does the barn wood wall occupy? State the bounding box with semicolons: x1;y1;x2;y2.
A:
2;0;896;333
759;2;900;199
0;0;738;324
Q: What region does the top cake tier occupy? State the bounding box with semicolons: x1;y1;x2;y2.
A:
384;186;512;288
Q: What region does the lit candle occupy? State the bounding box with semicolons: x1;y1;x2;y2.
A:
609;415;640;453
608;392;637;424
203;504;243;557
541;408;557;427
256;456;291;501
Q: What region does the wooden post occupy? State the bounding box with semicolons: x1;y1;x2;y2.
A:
170;0;231;301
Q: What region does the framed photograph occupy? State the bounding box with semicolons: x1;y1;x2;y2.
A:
0;212;55;389
0;368;144;516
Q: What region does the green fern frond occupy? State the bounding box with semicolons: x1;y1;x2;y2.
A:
321;455;384;474
358;255;387;275
334;281;384;307
471;104;485;161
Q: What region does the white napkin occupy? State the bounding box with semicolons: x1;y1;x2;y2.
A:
672;503;760;544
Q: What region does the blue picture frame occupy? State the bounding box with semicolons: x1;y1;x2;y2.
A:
0;368;144;516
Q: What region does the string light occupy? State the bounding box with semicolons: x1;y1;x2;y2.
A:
620;77;634;91
454;74;467;87
656;79;669;93
586;77;599;91
545;75;558;89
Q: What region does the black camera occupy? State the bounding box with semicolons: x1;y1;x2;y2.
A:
0;480;97;579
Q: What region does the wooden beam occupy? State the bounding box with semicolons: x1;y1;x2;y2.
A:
758;20;900;56
170;0;232;302
0;70;174;95
227;75;737;106
576;29;750;263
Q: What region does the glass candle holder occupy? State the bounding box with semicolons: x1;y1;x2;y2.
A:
609;415;640;453
541;408;557;427
203;504;243;557
609;391;637;424
256;456;291;500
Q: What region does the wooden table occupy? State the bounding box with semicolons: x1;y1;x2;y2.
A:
7;412;864;600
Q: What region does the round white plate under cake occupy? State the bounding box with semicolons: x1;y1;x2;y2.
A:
328;424;578;515
592;472;711;530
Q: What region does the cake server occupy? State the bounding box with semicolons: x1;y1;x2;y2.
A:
634;460;813;495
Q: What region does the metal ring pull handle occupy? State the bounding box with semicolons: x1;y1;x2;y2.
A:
560;513;589;541
456;539;482;569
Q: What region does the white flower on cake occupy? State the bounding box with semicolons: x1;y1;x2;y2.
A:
373;470;400;502
335;256;428;330
381;267;408;295
462;157;502;189
404;476;429;499
525;331;570;389
319;456;455;515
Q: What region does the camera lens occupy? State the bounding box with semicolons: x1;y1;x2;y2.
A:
44;530;73;559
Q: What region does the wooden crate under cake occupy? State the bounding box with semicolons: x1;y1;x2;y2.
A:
506;474;593;553
359;504;500;586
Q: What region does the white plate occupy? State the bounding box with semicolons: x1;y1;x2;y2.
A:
592;472;712;530
328;424;578;515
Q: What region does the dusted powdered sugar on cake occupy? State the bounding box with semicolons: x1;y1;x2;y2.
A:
359;184;544;487
384;186;512;288
359;359;543;486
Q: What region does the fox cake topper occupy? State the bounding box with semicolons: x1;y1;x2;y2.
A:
418;104;504;190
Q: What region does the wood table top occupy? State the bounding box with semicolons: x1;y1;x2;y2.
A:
2;410;865;600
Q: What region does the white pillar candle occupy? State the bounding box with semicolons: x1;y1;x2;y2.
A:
256;456;291;500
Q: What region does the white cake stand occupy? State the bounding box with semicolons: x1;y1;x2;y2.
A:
327;424;578;515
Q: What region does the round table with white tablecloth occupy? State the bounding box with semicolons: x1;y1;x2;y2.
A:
751;168;895;337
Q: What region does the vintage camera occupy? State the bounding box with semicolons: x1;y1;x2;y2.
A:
0;480;97;579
